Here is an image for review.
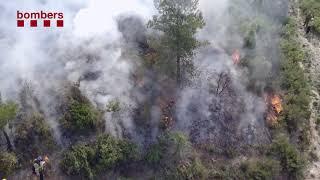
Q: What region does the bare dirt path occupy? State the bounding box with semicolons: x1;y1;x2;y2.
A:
289;0;320;179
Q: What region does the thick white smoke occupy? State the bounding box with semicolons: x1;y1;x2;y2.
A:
0;0;286;146
175;0;287;146
73;0;154;38
0;0;155;142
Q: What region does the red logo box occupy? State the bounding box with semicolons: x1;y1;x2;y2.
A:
17;20;24;27
43;20;50;27
57;20;63;27
30;20;37;27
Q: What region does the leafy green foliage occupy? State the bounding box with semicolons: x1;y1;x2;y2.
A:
145;132;194;178
0;101;17;129
0;151;17;178
61;135;137;179
61;86;101;133
240;158;280;180
280;18;311;147
149;132;190;162
312;16;320;33
168;132;191;157
148;0;205;83
172;157;208;180
0;101;17;151
14;114;56;161
145;143;164;165
95;135;137;170
301;0;320;34
69;101;98;130
61;144;96;179
269;136;305;179
148;0;205;58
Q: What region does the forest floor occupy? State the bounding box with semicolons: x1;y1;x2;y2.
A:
290;0;320;179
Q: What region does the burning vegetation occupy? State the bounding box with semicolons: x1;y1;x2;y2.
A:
0;0;311;180
264;93;283;126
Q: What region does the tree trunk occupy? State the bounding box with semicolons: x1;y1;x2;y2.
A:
3;129;13;152
176;55;181;86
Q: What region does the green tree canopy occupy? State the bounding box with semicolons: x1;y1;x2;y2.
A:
0;101;18;151
61;135;137;179
148;0;205;84
0;101;17;129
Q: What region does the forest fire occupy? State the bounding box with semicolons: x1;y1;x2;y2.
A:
271;95;283;114
264;93;283;126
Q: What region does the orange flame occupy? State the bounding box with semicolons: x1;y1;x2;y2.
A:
271;95;283;114
44;156;49;163
264;94;283;126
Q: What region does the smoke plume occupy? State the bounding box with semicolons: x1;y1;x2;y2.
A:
0;0;288;148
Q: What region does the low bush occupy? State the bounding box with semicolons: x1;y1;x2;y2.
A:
0;151;17;178
61;144;96;179
61;135;137;179
14;113;56;161
60;86;101;133
240;158;280;180
68;101;98;130
95;135;137;170
172;157;208;180
269;135;305;179
145;143;164;165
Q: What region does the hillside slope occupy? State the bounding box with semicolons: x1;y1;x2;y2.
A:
290;0;320;179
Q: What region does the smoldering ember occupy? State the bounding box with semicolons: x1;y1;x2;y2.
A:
1;0;320;179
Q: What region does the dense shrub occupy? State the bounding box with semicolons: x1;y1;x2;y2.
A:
278;20;309;176
145;132;198;179
69;101;98;130
0;151;17;178
61;86;101;133
95;135;137;170
146;132;190;163
0;101;18;152
280;18;311;147
167;132;191;158
61;135;137;179
240;158;280;180
0;101;18;128
61;144;95;179
269;136;305;179
14;113;56;161
172;157;208;180
301;0;320;34
313;16;320;33
145;143;164;165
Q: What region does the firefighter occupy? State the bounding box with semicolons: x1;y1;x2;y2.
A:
32;156;46;180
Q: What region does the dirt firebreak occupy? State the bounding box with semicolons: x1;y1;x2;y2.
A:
17;10;64;27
